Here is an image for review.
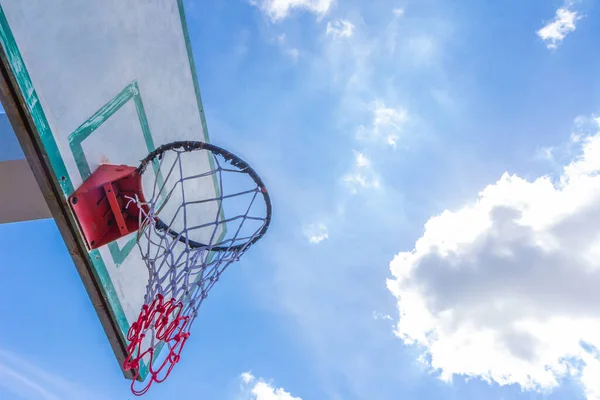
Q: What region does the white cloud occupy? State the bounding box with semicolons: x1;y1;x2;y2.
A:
386;118;600;399
392;8;404;17
250;0;334;22
573;116;600;142
536;146;554;161
274;33;287;44
326;20;355;38
239;372;302;400
343;172;378;192
286;48;300;61
406;35;438;65
241;371;255;384
303;222;329;243
537;5;581;49
373;311;393;321
357;101;408;148
273;33;300;62
581;354;600;400
355;152;370;167
343;151;381;193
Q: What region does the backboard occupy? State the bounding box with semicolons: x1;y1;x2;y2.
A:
0;0;219;381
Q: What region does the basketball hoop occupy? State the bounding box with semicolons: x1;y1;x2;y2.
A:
70;141;271;395
125;141;271;395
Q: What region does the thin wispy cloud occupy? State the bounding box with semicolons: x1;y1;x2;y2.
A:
536;146;554;161
0;363;60;400
0;348;107;400
387;117;600;399
285;48;300;62
249;0;334;22
239;371;302;400
372;311;393;321
342;150;381;193
273;34;300;62
357;101;408;148
303;222;329;244
392;8;404;17
326;19;355;38
537;4;581;49
355;151;370;167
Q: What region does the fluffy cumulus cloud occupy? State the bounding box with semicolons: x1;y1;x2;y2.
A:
239;372;302;400
250;0;334;22
342;150;380;193
326;19;355;38
357;101;408;148
537;4;581;49
387;117;600;399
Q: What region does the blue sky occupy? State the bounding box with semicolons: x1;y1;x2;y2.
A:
3;0;600;399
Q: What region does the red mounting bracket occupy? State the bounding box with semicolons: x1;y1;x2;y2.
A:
68;164;148;250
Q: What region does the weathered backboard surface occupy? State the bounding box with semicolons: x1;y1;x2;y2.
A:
0;0;219;380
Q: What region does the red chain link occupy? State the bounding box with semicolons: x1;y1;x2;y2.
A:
123;294;191;396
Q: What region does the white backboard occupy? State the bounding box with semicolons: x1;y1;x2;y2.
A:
0;0;218;381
